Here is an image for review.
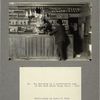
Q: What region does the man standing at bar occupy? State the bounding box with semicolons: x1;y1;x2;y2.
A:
50;19;70;61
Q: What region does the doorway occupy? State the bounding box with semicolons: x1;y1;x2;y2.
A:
69;18;83;57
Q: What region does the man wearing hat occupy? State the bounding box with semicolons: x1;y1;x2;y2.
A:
50;19;70;60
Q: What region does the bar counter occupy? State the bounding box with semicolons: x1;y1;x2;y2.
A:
9;34;73;60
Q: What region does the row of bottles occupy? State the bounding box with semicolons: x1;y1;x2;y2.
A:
9;6;80;33
49;19;68;25
9;19;68;26
46;13;68;19
46;7;80;13
9;20;29;25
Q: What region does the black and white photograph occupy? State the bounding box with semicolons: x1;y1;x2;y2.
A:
8;2;92;61
0;0;99;100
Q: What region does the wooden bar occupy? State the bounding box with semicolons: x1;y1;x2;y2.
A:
9;34;73;60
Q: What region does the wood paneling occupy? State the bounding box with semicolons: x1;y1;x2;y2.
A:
9;34;73;60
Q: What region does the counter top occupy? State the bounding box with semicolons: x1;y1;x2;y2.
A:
9;33;73;37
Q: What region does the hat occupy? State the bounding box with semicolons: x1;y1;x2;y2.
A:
57;19;62;24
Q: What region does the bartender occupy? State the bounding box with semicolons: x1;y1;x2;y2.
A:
43;18;52;34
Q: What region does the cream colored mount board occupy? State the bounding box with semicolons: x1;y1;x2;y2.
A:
20;67;81;100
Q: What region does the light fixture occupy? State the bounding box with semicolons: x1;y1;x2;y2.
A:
29;10;32;16
25;11;28;17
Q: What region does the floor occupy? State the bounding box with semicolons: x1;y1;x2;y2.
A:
10;54;91;61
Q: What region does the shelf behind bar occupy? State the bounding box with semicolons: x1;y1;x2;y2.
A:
9;2;89;6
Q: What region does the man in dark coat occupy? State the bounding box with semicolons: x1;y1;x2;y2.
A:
43;18;52;34
50;19;70;60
